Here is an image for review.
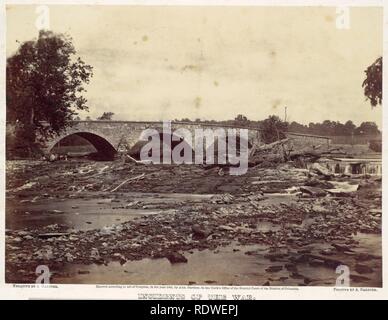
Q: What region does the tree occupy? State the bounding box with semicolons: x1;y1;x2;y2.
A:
344;120;356;135
234;114;248;125
369;140;382;152
7;30;93;155
362;57;382;107
235;114;247;122
354;122;380;136
259;115;288;144
289;121;308;133
97;112;115;120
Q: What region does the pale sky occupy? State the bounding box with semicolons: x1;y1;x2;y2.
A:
6;5;383;127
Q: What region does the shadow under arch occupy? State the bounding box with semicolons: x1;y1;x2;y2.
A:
50;132;117;160
205;134;252;163
128;131;194;162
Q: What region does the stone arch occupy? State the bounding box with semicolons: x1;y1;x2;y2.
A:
205;133;252;164
128;130;194;161
47;131;117;160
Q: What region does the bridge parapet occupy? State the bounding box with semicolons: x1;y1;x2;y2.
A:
5;120;331;157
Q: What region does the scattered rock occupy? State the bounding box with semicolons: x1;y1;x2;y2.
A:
38;233;69;239
355;264;373;274
285;263;298;272
265;266;283;273
50;209;64;214
192;224;212;240
78;270;90;275
90;248;100;260
219;225;235;232
290;272;304;279
5;160;382;286
331;243;354;253
310;163;332;177
311;205;331;214
210;193;234;204
35;246;54;260
300;186;327;197
65;252;75;262
350;274;371;282
204;280;217;284
355;253;376;262
306;178;334;189
166;252;188;264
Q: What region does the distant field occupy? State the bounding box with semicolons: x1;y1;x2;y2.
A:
51;145;96;155
51;134;97;155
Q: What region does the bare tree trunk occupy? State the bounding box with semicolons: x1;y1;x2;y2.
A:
29;107;34;158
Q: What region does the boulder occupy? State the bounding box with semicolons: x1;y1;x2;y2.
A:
300;186;327;197
305;178;334;189
355;264;373;274
311;204;331;214
310;163;332;177
166;252;188;264
192;224;212;240
265;265;283;273
90;248;100;260
35;246;54;260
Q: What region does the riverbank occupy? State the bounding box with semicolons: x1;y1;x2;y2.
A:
5;160;382;286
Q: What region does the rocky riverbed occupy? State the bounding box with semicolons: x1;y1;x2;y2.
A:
5;159;382;286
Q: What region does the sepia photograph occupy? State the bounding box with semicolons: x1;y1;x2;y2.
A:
3;3;384;291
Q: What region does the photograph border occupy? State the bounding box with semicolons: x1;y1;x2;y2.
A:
0;0;386;300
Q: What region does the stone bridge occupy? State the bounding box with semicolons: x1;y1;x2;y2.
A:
43;120;331;159
44;121;262;158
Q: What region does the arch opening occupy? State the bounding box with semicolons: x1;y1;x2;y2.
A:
205;135;252;164
128;132;194;161
50;132;117;160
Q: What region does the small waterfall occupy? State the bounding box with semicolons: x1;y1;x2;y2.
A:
320;159;381;176
365;163;382;175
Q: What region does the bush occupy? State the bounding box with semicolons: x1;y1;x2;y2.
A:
369;140;382;152
260;115;288;144
6;124;42;159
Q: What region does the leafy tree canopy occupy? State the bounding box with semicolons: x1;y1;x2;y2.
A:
362;56;382;107
259;115;288;144
97;112;115;120
7;30;93;140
